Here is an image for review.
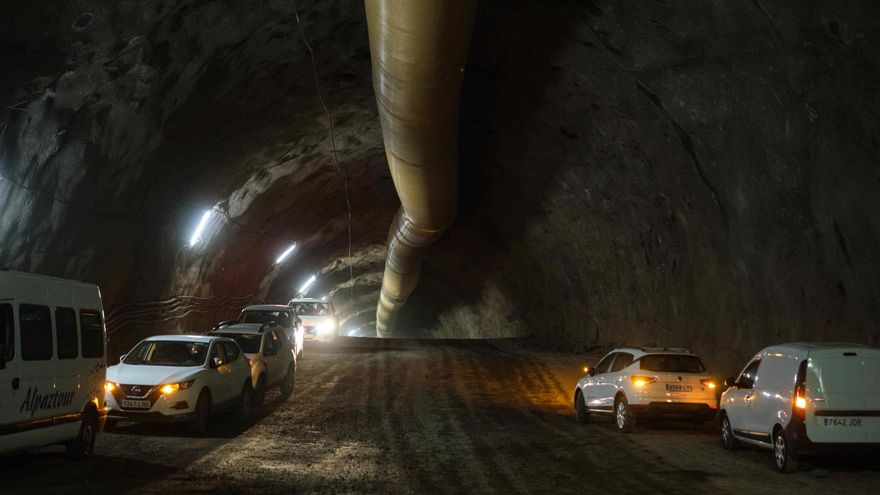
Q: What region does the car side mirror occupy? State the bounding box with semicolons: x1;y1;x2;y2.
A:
723;377;736;388
211;357;222;368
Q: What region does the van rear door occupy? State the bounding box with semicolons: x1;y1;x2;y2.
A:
805;347;880;443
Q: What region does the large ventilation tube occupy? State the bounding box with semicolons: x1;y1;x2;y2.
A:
365;0;478;337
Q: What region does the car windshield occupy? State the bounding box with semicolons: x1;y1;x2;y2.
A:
639;354;706;373
218;333;261;354
240;310;287;325
123;341;208;366
291;302;328;316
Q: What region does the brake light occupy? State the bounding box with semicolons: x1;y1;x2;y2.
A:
793;360;808;419
700;379;716;389
631;376;657;387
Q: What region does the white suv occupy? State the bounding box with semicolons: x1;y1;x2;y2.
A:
208;323;296;406
105;335;253;434
574;347;718;432
289;298;339;342
237;305;304;358
720;343;880;473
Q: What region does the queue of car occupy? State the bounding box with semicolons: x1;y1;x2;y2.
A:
0;270;337;459
574;343;880;472
2;269;877;475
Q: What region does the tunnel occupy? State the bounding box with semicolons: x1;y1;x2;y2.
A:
2;0;880;493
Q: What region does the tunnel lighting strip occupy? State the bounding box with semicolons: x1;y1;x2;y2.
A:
188;209;213;247
298;275;317;295
275;243;297;264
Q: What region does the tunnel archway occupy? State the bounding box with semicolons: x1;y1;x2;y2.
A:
1;0;878;377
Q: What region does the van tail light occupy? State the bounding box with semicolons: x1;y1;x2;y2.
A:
793;360;808;420
631;376;657;388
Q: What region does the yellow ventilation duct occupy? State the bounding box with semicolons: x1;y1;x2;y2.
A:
365;0;478;337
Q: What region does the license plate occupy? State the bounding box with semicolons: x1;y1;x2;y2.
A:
665;384;693;392
121;399;151;409
822;417;862;427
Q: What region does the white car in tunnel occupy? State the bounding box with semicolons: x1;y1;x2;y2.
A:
237;304;304;358
289;298;339;342
208;323;296;406
105;335;253;433
574;347;718;432
719;343;880;473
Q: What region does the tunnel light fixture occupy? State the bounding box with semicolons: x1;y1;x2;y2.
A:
298;275;317;295
189;209;214;247
275;243;297;265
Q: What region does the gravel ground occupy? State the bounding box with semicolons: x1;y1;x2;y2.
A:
4;339;880;494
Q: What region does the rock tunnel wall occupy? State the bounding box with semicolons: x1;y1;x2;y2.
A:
1;0;879;374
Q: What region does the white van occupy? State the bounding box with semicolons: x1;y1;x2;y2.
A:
0;270;107;458
719;343;880;472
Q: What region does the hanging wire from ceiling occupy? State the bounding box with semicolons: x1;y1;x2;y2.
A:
291;0;355;303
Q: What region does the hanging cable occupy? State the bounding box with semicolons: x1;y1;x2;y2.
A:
291;0;355;302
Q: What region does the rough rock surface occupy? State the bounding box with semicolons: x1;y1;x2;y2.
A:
2;0;879;374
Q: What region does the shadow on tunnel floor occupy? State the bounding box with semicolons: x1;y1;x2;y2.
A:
105;391;287;439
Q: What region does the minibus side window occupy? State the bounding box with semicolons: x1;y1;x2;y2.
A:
0;304;14;361
80;310;105;358
56;307;79;359
20;304;53;360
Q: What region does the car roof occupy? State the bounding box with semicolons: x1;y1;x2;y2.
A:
779;342;867;350
611;346;695;358
144;335;219;343
241;304;291;312
209;323;265;335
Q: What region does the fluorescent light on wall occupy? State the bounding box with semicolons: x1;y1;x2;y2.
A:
298;275;317;294
189;209;213;247
275;243;297;264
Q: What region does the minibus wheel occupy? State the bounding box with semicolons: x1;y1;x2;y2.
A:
66;411;98;459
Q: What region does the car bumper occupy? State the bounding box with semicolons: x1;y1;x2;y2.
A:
105;389;198;423
789;419;880;455
630;402;718;421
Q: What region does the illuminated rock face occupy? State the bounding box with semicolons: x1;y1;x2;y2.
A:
1;0;878;373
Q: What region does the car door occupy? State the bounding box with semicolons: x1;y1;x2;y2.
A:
584;353;616;410
263;331;283;385
726;358;761;437
206;342;235;404
220;341;247;393
607;352;634;398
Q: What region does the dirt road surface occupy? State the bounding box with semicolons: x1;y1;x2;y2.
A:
4;340;879;494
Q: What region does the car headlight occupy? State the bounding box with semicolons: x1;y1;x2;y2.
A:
105;381;118;393
317;319;337;334
160;380;194;395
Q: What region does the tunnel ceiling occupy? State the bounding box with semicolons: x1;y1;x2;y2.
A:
2;0;879;373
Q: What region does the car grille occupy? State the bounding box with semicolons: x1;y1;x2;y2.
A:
121;384;154;397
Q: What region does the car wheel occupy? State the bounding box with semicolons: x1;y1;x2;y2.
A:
720;413;739;450
614;395;636;433
189;391;211;435
575;391;590;424
234;382;253;422
66;411;97;459
280;364;296;400
773;426;799;473
253;375;267;407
